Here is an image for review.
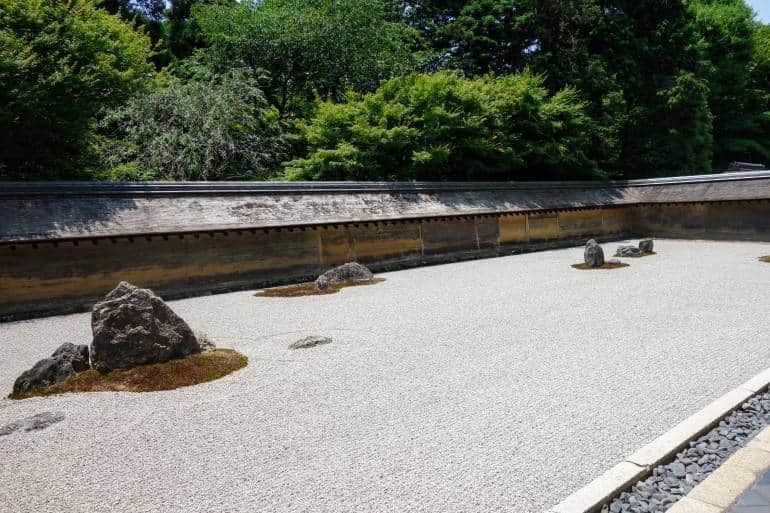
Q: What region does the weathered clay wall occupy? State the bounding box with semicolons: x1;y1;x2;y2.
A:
3;173;770;321
633;200;770;241
0;207;630;320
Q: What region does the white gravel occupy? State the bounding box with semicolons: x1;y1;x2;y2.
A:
1;239;769;513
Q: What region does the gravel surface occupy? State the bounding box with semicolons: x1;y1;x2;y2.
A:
604;391;770;513
1;239;769;513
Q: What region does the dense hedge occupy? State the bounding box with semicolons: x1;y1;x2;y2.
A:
284;71;604;181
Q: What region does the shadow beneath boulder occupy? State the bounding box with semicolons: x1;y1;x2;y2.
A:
571;262;629;270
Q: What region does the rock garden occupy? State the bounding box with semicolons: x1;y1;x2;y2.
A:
571;239;629;270
572;239;656;270
9;281;247;400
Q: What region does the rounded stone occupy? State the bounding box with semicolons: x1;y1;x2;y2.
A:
584;239;605;267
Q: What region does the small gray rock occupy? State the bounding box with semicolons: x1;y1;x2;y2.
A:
315;262;373;290
584;239;605;267
90;282;200;370
289;336;332;350
615;245;642;257
12;343;90;395
194;330;216;352
639;239;654;253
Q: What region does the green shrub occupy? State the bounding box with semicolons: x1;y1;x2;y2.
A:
283;71;604;181
0;0;155;180
97;65;286;181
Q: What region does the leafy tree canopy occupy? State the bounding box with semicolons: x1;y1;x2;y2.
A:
97;63;286;181
194;0;419;116
0;0;155;179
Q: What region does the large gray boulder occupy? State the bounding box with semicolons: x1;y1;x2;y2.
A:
315;262;373;290
90;282;199;371
12;343;89;395
584;239;605;267
615;245;642;257
639;239;654;253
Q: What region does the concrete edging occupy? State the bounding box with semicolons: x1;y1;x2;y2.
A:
548;368;770;513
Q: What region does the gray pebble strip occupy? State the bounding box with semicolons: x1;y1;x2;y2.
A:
603;390;770;513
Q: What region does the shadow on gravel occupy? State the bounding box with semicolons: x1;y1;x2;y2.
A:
0;412;65;435
254;278;385;298
571;262;630;270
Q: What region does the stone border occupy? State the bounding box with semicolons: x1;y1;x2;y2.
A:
548;368;770;513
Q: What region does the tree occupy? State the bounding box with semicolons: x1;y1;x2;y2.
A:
97;64;286;180
688;0;768;167
98;0;168;66
439;0;538;75
283;71;603;181
167;0;231;60
0;0;155;180
194;0;418;116
394;0;714;177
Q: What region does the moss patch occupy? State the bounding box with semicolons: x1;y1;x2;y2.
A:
254;278;385;298
760;256;770;263
571;262;630;270
9;349;247;400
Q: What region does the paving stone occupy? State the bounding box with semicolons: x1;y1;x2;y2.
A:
735;490;770;507
665;496;722;513
689;465;757;508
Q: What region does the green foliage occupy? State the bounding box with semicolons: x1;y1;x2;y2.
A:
97;64;286;181
2;0;770;182
284;71;603;181
398;0;716;177
0;0;155;180
607;1;714;176
167;0;233;61
194;0;418;116
688;0;769;167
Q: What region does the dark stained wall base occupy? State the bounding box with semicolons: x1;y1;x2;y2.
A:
633;200;770;241
2;199;769;321
0;208;630;321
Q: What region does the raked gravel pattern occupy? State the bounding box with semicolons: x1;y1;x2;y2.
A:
1;239;769;513
604;390;770;513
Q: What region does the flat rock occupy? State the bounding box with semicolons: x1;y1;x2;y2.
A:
616;245;643;257
12;343;90;395
289;336;332;350
90;282;200;370
584;239;605;267
315;262;373;290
